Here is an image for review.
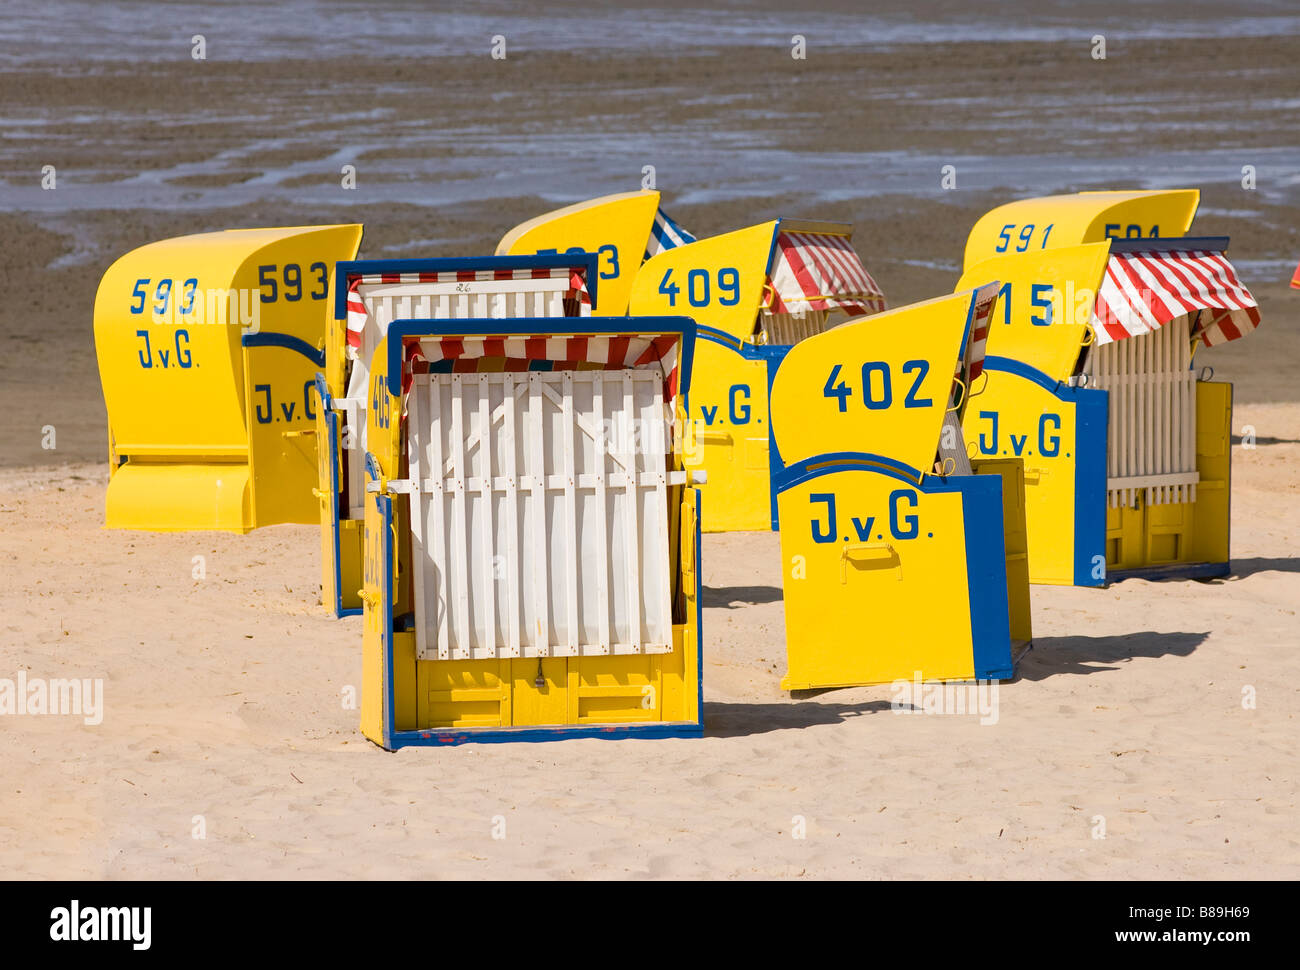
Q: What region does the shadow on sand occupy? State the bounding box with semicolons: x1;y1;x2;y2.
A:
703;698;894;738
1016;630;1209;681
701;584;784;609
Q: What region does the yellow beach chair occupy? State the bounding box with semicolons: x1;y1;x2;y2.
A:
958;190;1261;583
314;253;601;617
496;189;696;315
357;314;703;748
770;284;1032;690
93;225;361;532
629;220;887;532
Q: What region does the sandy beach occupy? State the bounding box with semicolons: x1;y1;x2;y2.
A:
1;400;1297;878
1;1;1298;879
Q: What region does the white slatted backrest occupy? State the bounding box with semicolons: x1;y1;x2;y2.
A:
1088;316;1197;507
407;369;673;661
760;309;831;347
342;277;577;518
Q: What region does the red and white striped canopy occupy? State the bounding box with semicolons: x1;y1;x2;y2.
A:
1091;249;1260;347
962;282;997;385
767;231;886;317
345;266;591;351
404;333;682;406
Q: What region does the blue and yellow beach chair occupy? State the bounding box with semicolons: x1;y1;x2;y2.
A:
357;314;703;748
770;285;1032;690
958;190;1262;584
93;225;361;531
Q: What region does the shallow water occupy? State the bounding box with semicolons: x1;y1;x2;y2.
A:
4;0;1298;63
2;0;1298;217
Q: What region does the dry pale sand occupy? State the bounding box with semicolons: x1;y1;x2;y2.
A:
0;401;1296;880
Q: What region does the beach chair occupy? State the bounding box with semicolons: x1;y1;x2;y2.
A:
771;284;1032;690
356;314;703;748
496;189;696;315
93;224;362;531
958;190;1261;584
628;221;887;532
314;253;601;617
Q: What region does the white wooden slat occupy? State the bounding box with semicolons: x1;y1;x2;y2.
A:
427;378;450;659
561;372;580;655
502;373;521;658
621;371;642;652
592;374;611;655
477;374;497;658
449;379;471;658
529;373;549;657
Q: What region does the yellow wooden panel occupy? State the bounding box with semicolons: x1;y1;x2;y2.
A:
496;190;661;316
778;469;976;689
770;290;973;472
962;190;1199;271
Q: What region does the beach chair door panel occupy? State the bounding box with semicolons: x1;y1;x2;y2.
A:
406;369;674;661
965;367;1083;585
685;340;774;532
779;470;977;690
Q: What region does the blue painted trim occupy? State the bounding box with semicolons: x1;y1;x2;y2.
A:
775;451;926;493
691;324;790;531
763;352;790;530
694;324;789;362
982;355;1059;394
377;490;396;751
952;474;1016;679
692;486;705;726
1108;235;1230;254
333;253;602;320
314;375;348;618
241;331;325;367
982;356;1110;588
1072;385;1109;587
387;722;703;747
384;316;698;397
762;219;785;280
1108;561;1230;583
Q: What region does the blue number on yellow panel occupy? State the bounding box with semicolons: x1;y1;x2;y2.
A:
179;278;198;315
823;364;851;411
1105;223;1160;239
658;268;680;305
902;360;932;408
130;279;148;314
1030;283;1053;326
861;362;892;410
657;268;739;307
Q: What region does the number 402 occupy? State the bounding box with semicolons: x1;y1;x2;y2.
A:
823;360;933;412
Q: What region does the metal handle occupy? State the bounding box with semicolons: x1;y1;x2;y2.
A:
840;543;900;583
694;430;734;443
